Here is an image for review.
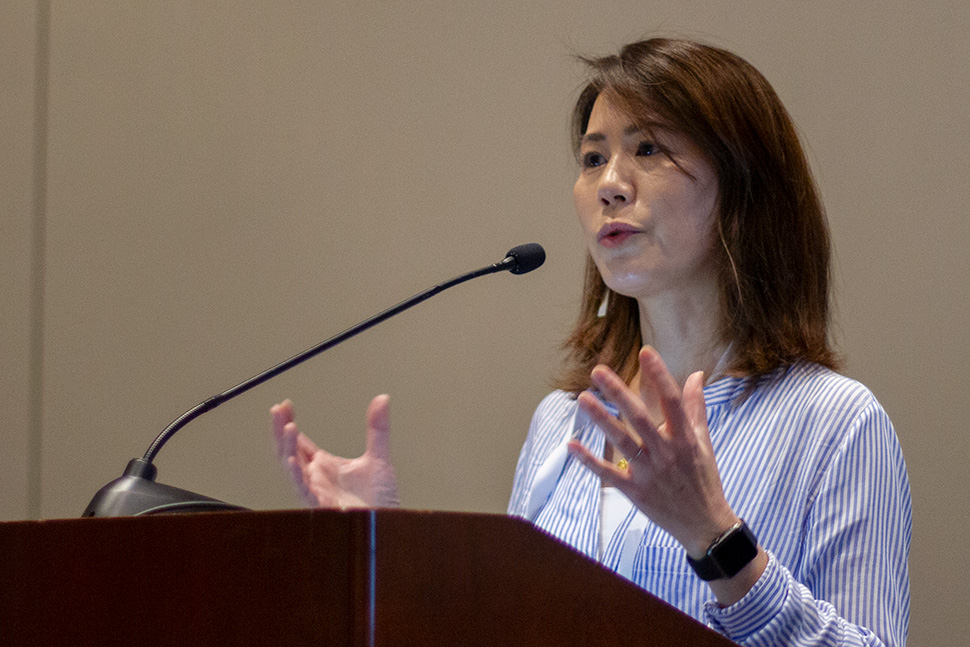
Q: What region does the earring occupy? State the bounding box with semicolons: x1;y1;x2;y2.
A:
597;292;609;318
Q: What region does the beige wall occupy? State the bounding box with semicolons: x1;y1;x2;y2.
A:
3;1;967;643
0;0;41;522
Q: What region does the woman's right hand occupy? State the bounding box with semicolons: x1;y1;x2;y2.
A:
270;395;400;509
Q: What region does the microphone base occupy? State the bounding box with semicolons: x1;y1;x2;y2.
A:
82;458;248;517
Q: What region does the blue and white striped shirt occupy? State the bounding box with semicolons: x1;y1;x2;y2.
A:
508;361;911;646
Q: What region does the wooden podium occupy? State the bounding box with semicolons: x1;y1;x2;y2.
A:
0;509;736;646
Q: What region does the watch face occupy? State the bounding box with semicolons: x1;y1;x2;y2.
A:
687;521;758;581
710;522;758;578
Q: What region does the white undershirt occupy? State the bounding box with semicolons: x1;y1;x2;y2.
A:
599;486;650;580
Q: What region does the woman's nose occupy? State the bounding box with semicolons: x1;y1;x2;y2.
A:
597;159;634;207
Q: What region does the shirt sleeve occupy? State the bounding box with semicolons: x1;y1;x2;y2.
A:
507;406;540;518
704;400;912;647
507;391;568;518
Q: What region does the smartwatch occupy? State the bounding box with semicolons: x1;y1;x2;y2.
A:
686;520;759;581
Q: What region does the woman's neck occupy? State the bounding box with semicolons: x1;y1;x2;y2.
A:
636;290;728;386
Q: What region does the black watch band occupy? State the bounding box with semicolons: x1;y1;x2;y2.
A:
686;520;759;581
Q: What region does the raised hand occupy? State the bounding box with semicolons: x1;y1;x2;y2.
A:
270;395;400;509
568;346;737;556
568;346;767;603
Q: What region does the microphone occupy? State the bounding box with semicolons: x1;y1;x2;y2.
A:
498;242;546;275
82;243;545;517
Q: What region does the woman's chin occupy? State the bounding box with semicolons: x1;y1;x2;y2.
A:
597;263;656;298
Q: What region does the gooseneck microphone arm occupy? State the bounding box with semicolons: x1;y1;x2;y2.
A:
83;243;544;517
143;243;544;463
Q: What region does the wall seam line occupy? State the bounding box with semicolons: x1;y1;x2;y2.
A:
27;0;51;520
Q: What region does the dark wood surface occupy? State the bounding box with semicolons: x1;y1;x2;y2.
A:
0;509;737;646
373;510;735;646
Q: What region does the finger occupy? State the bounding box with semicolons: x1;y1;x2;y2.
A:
632;369;664;428
639;347;690;441
567;439;627;488
683;370;711;445
280;422;301;466
589;364;659;450
271;400;295;459
285;456;316;507
577;390;644;459
282;434;312;501
364;394;391;460
291;433;328;473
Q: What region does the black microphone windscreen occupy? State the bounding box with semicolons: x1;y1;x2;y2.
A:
506;243;546;275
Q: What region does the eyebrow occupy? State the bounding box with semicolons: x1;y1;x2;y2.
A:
580;123;669;145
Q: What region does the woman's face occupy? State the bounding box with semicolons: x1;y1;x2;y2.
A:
573;94;720;304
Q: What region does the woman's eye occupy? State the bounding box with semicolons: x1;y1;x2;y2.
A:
581;152;606;168
636;142;657;156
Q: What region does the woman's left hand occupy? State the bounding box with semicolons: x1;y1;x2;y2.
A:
567;345;739;558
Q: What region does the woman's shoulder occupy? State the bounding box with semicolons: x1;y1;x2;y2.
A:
709;360;880;408
769;361;883;410
728;361;894;444
531;389;580;423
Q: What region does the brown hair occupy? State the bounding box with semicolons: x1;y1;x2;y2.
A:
555;38;839;393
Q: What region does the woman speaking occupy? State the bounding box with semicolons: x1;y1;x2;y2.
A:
271;38;911;647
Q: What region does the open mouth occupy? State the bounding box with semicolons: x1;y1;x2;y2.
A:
598;223;640;246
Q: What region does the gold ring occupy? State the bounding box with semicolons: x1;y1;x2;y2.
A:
618;446;644;470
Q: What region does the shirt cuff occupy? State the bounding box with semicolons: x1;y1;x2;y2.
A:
703;551;788;642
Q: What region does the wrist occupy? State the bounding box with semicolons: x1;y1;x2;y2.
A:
708;547;768;608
